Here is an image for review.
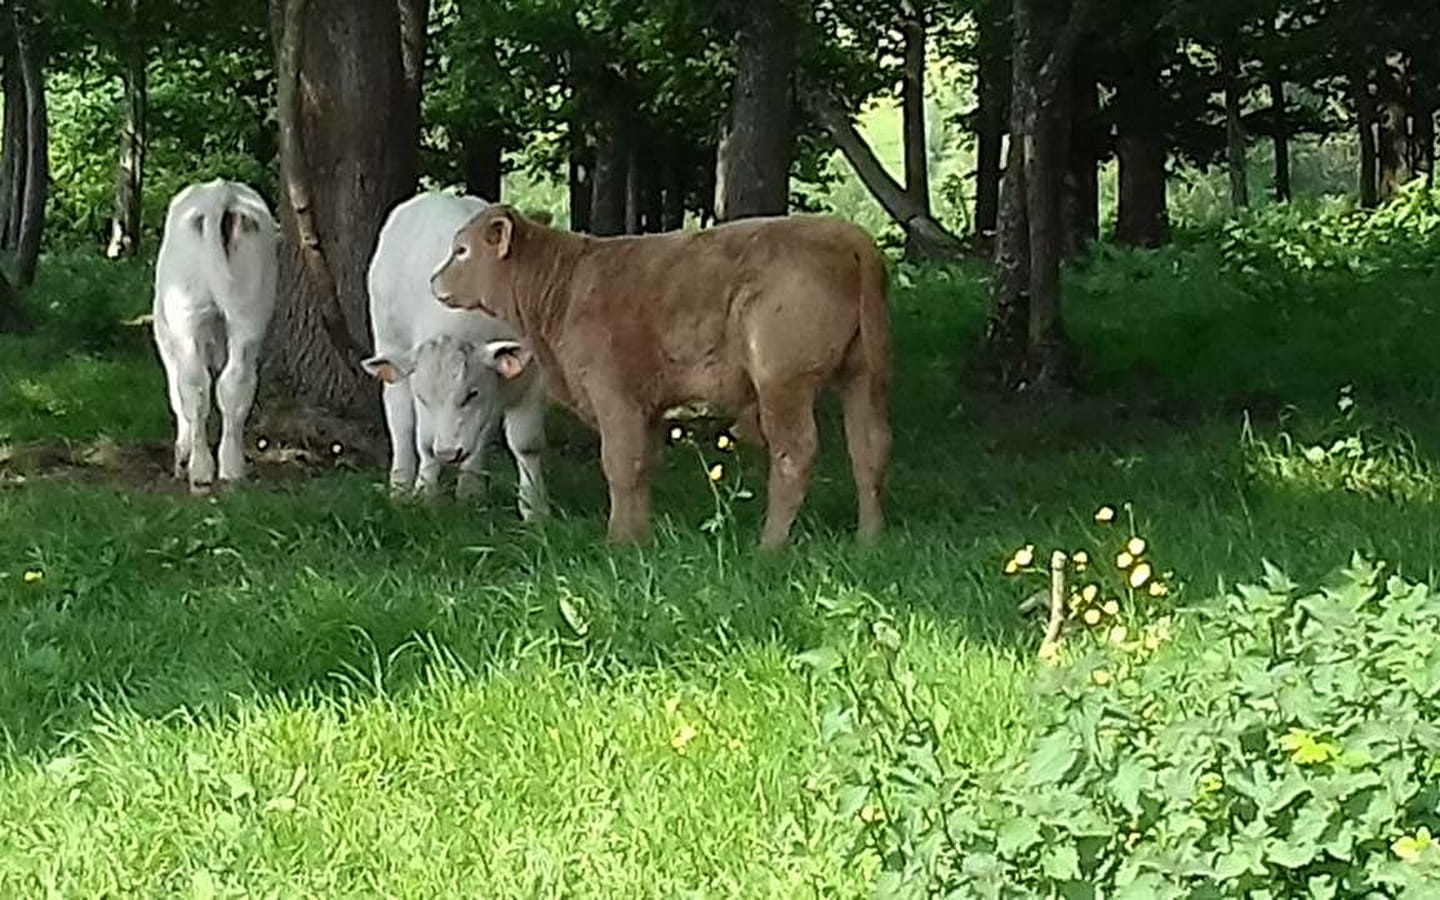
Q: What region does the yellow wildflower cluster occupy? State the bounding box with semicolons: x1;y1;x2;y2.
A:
1393;826;1434;864
23;569;43;584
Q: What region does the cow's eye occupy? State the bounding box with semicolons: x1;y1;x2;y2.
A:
462;389;479;406
455;244;469;260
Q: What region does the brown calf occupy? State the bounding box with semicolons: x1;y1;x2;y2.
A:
431;206;892;550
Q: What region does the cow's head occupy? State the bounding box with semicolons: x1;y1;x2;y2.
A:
362;335;533;465
431;204;523;319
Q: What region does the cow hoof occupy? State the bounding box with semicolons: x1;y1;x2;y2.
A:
189;480;214;496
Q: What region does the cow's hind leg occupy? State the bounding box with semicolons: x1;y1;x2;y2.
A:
216;327;264;482
840;362;891;543
174;334;216;491
155;329;192;479
755;379;820;551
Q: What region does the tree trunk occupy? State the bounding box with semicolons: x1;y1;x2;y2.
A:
1269;74;1291;202
808;91;964;258
900;0;932;259
269;0;428;420
974;38;1006;249
1415;103;1436;187
714;0;796;221
641;138;665;233
568;123;593;232
1060;72;1097;258
0;263;23;331
107;12;147;260
13;10;47;289
1220;40;1248;212
624;141;641;234
0;42;25;251
1115;129;1168;247
1356;75;1379;208
462;128;502;201
590;105;627;236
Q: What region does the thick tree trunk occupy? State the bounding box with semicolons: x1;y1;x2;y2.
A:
0;45;24;251
590;106;627;236
107;20;147;259
462;128;502;201
1269;74;1291;202
714;0;796;221
624;141;641;234
1220;41;1248;212
568;127;593;232
269;0;428;420
1375;55;1412;202
809;91;964;258
641;138;665;233
1060;72;1097;258
1114;49;1169;247
0;263;23;331
13;11;47;289
900;0;932;259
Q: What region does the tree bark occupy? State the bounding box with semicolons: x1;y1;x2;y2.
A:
1113;47;1169;247
808;91;964;259
1269;74;1290;202
1356;75;1379;208
269;0;428;420
568;136;593;233
0;263;24;332
900;0;931;260
0;42;25;251
1220;40;1248;212
107;4;147;260
973;10;1007;249
1375;54;1412;202
624;141;641;234
590;104;627;236
462;128;502;201
714;0;796;221
13;9;47;289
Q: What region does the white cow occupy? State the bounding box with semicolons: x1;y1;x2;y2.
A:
152;179;278;492
362;191;548;521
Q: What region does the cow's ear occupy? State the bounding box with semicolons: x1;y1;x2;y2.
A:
362;351;414;384
482;340;532;380
484;210;515;259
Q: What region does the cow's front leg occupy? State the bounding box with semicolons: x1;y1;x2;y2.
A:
503;403;549;522
595;403;652;543
413;414;443;499
455;420;494;503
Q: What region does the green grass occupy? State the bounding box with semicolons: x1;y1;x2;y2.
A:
2;223;1440;895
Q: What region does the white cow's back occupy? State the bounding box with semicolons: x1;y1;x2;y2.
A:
368;192;517;355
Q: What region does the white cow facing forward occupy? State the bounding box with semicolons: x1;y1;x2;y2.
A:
363;191;548;521
152;179;278;492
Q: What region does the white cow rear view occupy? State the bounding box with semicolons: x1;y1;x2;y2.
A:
363;191;548;520
152;179;278;491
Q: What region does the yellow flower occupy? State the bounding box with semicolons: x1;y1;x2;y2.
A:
1102;599;1120;616
1108;625;1129;644
1116;551;1135;569
664;696;681;716
708;463;724;482
669;426;684;442
670;722;698;754
1091;669;1112;686
1127;537;1146;556
1083;608;1102;626
1129;562;1153;589
716;433;735;451
1013;545;1035;567
859;804;886;824
1148;581;1169;597
1081;584;1099;604
1393;827;1433;863
1094;506;1116;523
1198;773;1223;794
1072;550;1089;572
23;570;42;584
1003;558;1020;575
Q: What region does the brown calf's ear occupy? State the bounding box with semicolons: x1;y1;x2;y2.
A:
485;211;515;260
483;340;532;380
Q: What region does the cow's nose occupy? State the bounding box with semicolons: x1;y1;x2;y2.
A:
430;276;452;304
436;447;466;465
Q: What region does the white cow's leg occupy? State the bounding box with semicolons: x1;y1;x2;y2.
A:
504;405;549;522
456;420;494;502
381;380;419;494
413;414;442;499
175;335;216;491
155;329;192;479
215;331;263;482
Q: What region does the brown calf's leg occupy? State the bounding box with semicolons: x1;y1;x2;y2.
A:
596;404;654;544
755;382;820;551
841;368;891;543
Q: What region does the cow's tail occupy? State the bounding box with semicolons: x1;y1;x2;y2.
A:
854;241;892;398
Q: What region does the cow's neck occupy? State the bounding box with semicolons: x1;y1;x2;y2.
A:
505;229;588;409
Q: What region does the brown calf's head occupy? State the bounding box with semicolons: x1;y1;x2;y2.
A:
431;204;522;319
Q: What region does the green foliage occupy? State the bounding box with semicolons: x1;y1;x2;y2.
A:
805;555;1440;897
